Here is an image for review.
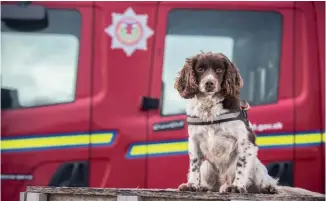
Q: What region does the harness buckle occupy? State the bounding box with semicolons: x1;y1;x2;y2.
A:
241;109;248;119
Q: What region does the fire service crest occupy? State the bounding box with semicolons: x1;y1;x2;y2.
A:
105;7;154;56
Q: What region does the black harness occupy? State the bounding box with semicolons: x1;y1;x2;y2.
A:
186;109;250;127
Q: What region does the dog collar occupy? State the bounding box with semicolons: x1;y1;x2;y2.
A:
186;110;249;126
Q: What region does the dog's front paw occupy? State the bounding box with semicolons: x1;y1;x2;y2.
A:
225;185;247;194
219;183;231;193
178;183;208;192
261;185;278;194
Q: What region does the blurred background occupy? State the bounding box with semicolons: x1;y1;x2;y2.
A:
1;1;325;201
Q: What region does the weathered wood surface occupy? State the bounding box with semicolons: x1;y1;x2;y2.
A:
26;186;325;201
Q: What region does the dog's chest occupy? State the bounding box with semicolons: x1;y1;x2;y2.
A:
187;98;225;122
187;97;247;168
187;97;239;151
189;124;239;160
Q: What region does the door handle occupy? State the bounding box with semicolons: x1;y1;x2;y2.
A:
141;96;160;111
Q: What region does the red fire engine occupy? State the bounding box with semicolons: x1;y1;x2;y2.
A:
1;1;325;201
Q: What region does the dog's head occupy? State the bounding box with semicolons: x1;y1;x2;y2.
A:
174;52;243;99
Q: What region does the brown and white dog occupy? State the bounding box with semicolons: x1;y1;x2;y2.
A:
174;51;324;197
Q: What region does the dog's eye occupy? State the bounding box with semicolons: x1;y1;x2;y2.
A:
216;68;224;73
197;68;204;72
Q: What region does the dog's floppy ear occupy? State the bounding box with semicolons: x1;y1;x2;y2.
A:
174;56;199;99
221;54;243;97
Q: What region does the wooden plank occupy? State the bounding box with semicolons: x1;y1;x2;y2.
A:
47;194;116;201
26;186;325;201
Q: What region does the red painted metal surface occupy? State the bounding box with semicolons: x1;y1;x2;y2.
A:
89;1;158;188
313;1;325;193
1;2;93;201
1;2;324;201
291;2;324;193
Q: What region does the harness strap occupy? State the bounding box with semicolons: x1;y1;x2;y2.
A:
187;110;249;126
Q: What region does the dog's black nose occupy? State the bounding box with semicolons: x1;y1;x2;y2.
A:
205;81;214;91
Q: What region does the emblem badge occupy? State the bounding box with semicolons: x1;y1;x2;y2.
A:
105;7;154;56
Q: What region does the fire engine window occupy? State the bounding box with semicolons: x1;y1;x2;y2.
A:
1;9;81;109
161;9;282;116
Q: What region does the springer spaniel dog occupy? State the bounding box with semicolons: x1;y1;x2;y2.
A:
174;51;278;194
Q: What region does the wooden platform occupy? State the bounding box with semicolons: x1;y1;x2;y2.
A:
21;186;325;201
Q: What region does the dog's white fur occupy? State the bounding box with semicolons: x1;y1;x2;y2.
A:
183;94;278;193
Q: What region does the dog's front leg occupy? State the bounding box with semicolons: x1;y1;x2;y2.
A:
178;136;207;192
225;138;257;193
